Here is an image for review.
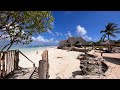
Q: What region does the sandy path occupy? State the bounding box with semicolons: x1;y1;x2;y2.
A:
19;47;80;79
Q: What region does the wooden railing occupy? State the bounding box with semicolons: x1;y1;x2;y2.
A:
18;50;36;67
38;50;49;79
0;49;48;79
0;50;19;78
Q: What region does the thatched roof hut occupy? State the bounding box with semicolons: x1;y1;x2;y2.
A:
67;37;88;46
59;40;68;46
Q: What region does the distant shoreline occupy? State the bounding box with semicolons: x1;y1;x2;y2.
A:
0;45;57;51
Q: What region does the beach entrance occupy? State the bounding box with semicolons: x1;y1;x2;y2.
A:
0;50;49;79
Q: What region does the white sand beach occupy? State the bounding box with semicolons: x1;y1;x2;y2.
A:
18;47;120;79
19;47;81;79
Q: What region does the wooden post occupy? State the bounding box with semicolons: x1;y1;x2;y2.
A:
2;52;6;77
38;60;47;79
41;50;49;79
0;52;1;79
101;51;103;56
15;50;19;70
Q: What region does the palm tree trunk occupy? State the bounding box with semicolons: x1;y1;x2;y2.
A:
108;34;110;40
108;34;111;52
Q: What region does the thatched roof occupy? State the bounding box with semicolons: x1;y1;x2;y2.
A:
59;40;68;45
67;37;88;45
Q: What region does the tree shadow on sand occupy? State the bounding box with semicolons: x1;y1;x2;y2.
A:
5;67;30;79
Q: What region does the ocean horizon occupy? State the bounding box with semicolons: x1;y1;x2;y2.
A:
0;45;57;53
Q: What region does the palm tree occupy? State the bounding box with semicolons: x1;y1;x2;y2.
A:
100;22;120;52
100;34;106;42
100;22;120;41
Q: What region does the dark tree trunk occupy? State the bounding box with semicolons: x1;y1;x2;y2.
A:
7;42;14;51
1;43;10;51
108;34;111;53
108;34;110;40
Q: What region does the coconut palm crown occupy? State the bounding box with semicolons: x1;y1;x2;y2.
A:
100;22;120;41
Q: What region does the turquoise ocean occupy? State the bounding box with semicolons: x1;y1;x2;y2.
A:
0;45;57;53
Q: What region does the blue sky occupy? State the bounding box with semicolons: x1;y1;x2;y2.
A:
1;11;120;48
34;11;120;46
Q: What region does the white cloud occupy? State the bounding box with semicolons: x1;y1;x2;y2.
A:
76;25;87;36
32;35;52;43
67;31;72;37
55;40;59;43
32;35;59;44
76;25;92;41
55;32;59;36
82;35;92;41
47;30;55;36
64;34;68;39
55;32;63;36
60;33;63;36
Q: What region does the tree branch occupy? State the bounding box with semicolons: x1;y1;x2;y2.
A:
1;43;10;51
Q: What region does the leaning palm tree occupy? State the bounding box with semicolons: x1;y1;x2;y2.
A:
100;22;120;52
100;34;106;42
100;22;120;41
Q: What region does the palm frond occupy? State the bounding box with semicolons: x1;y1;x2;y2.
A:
110;33;117;38
100;30;105;33
114;30;120;33
100;22;120;40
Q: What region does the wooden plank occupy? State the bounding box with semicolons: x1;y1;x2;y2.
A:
14;50;15;70
10;51;12;72
0;52;1;78
41;50;49;79
38;60;47;79
12;51;14;71
15;50;19;70
0;50;17;78
14;51;16;69
6;51;9;74
8;51;10;74
8;52;11;72
2;52;6;77
19;50;35;67
4;52;6;72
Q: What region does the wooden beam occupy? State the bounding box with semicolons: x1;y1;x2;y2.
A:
19;50;35;67
2;52;6;77
0;52;1;78
38;60;47;79
41;50;49;79
16;50;19;70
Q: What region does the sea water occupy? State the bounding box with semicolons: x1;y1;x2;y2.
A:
9;45;57;53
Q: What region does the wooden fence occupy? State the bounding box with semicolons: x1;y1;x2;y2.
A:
38;50;49;79
0;50;19;78
0;49;49;79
